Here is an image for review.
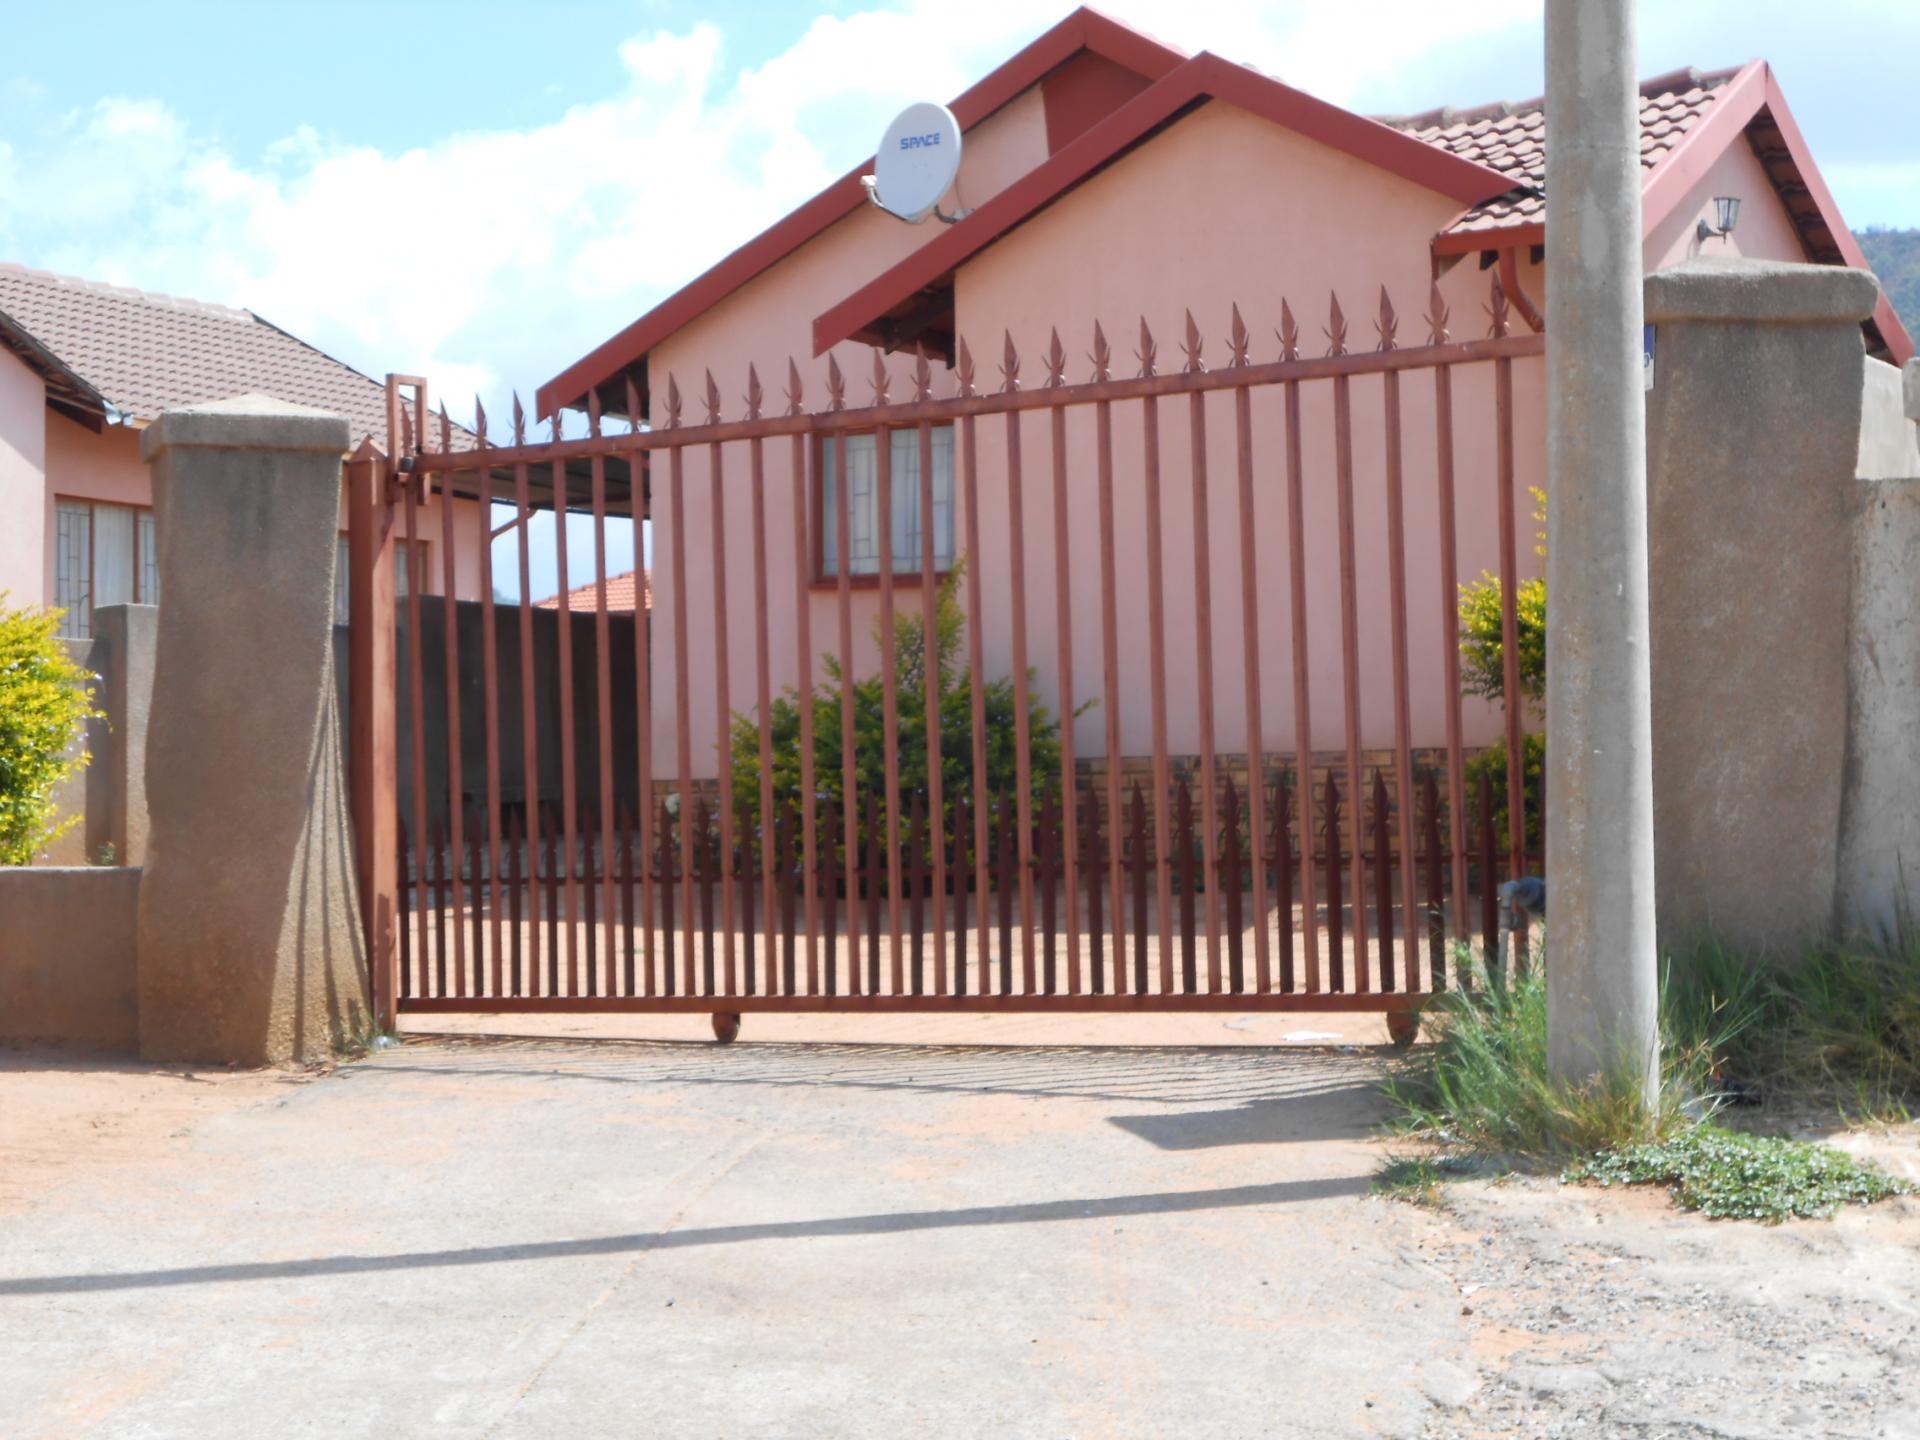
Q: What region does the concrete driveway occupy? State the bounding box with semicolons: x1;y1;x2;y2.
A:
2;1034;1472;1438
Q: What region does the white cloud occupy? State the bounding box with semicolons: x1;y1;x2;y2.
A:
0;1;1547;429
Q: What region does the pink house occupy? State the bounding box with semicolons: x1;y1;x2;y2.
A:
535;8;1909;784
0;262;486;640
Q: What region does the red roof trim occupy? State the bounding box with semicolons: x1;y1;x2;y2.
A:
1431;221;1543;258
811;51;1519;357
534;7;1187;419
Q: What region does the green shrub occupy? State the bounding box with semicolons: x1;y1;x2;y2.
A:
729;559;1071;860
1464;731;1545;854
1565;1127;1910;1222
0;597;100;864
1458;572;1545;711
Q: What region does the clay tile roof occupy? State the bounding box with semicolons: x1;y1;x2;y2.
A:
0;261;473;447
534;570;650;613
1383;65;1743;240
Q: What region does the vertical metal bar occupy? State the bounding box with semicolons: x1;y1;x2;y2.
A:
510;445;543;993
874;417;904;995
1433;373;1472;947
787;391;820;995
1231;378;1271;993
1332;362;1370;989
750;416;778;994
398;816;412;1000
1140;358;1174;994
1495;353;1527;881
507;808;522;995
1323;776;1345;989
1382;361;1420;993
706;414;738;999
916;413;947;994
1047;386;1081;995
1185;366;1222;991
1004;388;1036;995
437;450;469;997
1095;381;1125;995
628;439;655;998
668;413;696;995
961;394;989;998
347;444;398;1028
1372;769;1395;990
403;473;434;996
834;428;859;997
1283;366;1320;990
475;422;504;998
549;449;581;994
589;419;617;996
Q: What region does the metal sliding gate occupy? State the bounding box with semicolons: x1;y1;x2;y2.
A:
347;275;1546;1038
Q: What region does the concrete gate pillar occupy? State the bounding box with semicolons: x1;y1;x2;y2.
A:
136;395;369;1065
1643;257;1879;953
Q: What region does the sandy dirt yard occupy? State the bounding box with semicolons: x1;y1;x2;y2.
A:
1;1029;1916;1439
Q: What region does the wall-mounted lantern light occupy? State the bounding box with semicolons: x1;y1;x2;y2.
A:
1697;195;1742;245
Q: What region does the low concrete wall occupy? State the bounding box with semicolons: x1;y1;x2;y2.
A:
1838;359;1920;937
0;866;141;1049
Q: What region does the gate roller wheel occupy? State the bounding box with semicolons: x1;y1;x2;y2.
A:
1385;1007;1420;1051
711;1012;742;1045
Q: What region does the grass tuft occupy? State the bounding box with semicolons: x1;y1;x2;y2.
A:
1381;947;1731;1157
1564;1128;1911;1222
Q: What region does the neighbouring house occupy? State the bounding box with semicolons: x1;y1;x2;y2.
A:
535;569;652;613
534;7;1911;786
0;261;487;862
0;261;489;638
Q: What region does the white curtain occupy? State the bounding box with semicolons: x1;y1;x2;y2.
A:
92;504;136;611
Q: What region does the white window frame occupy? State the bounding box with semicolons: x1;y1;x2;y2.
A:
54;497;158;640
819;425;956;580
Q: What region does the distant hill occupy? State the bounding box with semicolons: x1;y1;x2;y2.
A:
1859;227;1920;335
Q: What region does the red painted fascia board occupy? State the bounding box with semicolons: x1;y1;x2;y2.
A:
1750;69;1913;363
1431;221;1543;258
812;51;1518;357
534;6;1187;418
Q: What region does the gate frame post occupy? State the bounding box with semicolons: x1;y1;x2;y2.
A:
348;436;400;1031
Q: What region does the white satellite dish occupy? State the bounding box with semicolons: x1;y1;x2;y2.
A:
864;102;967;225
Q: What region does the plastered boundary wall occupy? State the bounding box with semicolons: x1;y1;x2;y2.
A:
1645;256;1920;953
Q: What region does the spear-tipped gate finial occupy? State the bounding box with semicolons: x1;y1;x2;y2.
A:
784;359;803;417
1277;299;1300;363
624;375;643;431
665;374;683;428
999;330;1021;393
911;345;934;401
1425;282;1451;346
1488;269;1511;339
438;400;452;453
1089;320;1111;382
1044;328;1067;388
474;395;488;444
1374;286;1399;352
702;369;722;425
1325;292;1349;357
868;349;890;406
826;355;846;412
956;338;977;397
512;392;526;445
1181;309;1205;374
1227;303;1251;367
744;363;764;421
1136;316;1157;378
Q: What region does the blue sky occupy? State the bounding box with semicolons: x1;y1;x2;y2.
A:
3;1;1915;593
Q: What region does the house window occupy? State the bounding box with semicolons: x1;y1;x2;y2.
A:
332;537;420;625
54;499;158;640
819;426;955;578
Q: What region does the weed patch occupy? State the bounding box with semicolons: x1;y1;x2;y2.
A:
1564;1127;1910;1222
